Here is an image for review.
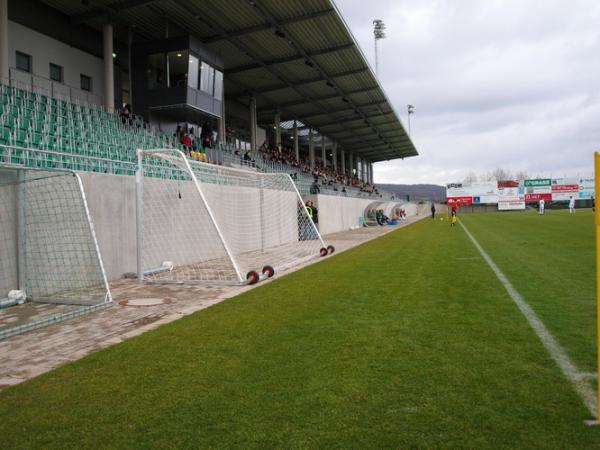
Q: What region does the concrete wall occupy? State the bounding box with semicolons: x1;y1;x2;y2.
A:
78;173;138;280
8;20;104;105
307;194;375;235
79;172;299;280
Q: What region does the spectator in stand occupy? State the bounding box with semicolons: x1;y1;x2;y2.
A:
120;104;132;126
188;127;198;151
201;121;213;149
174;125;183;139
310;177;321;194
180;132;192;153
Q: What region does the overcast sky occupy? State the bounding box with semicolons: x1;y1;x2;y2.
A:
335;0;600;185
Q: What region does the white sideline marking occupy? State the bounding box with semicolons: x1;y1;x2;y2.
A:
459;220;597;417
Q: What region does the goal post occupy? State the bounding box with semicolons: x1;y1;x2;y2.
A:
136;148;332;285
0;166;112;307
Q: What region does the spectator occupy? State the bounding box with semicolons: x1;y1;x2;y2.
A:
120;104;131;125
174;125;183;140
180;132;192;153
310;177;321;194
201;121;213;149
376;210;384;226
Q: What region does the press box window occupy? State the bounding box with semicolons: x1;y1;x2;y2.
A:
214;70;223;101
167;50;188;87
80;74;92;92
147;53;166;89
50;63;63;83
16;51;32;73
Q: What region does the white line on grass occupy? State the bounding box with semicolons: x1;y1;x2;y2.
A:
459;220;597;417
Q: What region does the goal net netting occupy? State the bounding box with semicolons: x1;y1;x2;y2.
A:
0;166;111;306
137;149;330;285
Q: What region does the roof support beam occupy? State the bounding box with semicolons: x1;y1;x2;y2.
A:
226;43;354;74
256;86;377;111
71;0;157;24
310;110;394;125
251;67;368;95
318;118;398;130
204;8;335;43
258;101;388;118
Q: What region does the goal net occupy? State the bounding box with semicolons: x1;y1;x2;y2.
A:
0;166;111;307
136;149;331;285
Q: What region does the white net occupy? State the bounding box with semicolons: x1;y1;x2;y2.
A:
137;149;331;285
0;166;111;305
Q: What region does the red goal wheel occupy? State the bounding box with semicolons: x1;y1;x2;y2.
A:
246;270;259;285
319;247;328;257
327;245;335;254
262;265;275;278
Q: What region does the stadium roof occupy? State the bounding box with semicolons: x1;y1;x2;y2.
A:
42;0;418;162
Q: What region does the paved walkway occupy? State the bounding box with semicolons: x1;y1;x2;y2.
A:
0;216;424;390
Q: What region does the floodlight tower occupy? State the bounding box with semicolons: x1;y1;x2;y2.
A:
373;19;386;78
407;104;415;136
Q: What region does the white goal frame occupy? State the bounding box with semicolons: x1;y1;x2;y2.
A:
135;148;330;285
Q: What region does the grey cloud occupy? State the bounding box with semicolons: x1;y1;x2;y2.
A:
335;0;600;184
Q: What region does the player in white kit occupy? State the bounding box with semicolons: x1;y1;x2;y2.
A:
569;196;575;214
539;199;545;215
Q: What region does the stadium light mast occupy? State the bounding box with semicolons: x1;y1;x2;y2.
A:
373;19;386;78
407;104;415;136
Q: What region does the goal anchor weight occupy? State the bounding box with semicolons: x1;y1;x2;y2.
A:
320;245;335;257
246;265;275;285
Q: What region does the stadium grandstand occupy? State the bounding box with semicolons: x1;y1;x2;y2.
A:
0;0;418;337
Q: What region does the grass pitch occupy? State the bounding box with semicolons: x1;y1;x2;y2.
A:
1;210;599;448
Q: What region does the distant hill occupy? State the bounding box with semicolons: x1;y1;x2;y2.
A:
376;184;445;202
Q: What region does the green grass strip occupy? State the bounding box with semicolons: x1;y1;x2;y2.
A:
1;216;599;448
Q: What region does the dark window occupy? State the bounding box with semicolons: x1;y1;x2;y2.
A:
16;51;32;73
167;50;188;87
49;63;63;82
147;53;166;89
80;74;92;92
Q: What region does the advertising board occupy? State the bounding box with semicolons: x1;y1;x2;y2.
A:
524;179;551;187
524;193;552;202
497;181;525;210
447;196;473;205
578;178;594;199
551;178;579;201
498;201;526;210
